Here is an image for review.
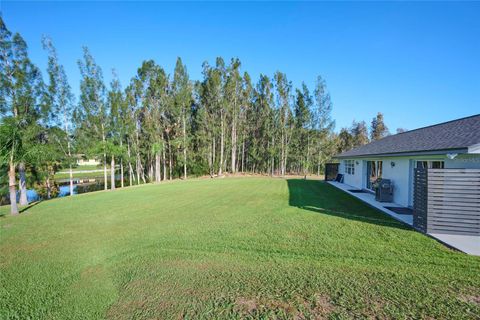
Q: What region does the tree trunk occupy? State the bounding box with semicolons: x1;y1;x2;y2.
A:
168;145;173;181
231;115;236;174
129;161;134;186
283;129;291;176
218;113;224;176
162;146;167;181
135;157;139;184
281;130;285;176
102;128;108;190
69;165;74;196
306;134;310;176
19;162;28;206
119;140;124;188
103;161;108;190
120;159;124;188
135;127;141;184
208;141;213;177
317;150;321;176
9;161;19;215
148;160;153;182
127;140;133;186
271;135;275;176
140;161;146;184
46;176;51;199
284;149;289;175
241;139;245;173
155;152;161;183
111;155;116;190
65;110;74;196
236;143;241;173
182;114;187;180
136;154;141;185
212;136;216;176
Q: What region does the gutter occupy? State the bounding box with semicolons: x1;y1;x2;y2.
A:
468;143;480;154
335;148;469;159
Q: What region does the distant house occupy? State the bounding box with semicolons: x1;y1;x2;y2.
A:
75;155;100;166
335;114;480;207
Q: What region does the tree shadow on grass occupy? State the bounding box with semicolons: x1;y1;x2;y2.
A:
287;179;410;230
19;201;41;214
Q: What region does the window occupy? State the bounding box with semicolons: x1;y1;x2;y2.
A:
431;161;444;169
345;160;355;175
416;161;444;169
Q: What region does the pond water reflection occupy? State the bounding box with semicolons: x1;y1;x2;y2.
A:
25;179;123;202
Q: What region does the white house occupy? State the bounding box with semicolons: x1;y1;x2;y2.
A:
335;114;480;208
76;155;100;166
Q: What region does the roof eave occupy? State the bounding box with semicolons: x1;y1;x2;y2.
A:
334;148;470;159
468;143;480;154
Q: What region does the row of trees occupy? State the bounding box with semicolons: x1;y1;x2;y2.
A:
336;113;392;153
1;17;392;215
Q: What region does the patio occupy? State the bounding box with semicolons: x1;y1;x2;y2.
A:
328;181;413;225
328;181;480;256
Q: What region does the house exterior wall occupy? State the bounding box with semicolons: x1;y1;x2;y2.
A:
445;154;480;169
339;154;480;208
340;157;412;206
338;159;365;189
381;158;411;207
77;158;100;166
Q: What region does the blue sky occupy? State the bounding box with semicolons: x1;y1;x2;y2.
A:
2;1;479;132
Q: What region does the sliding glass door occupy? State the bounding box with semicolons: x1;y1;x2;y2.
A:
366;161;383;190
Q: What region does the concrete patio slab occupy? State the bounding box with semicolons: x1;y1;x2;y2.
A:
429;233;480;256
327;181;480;256
328;181;413;225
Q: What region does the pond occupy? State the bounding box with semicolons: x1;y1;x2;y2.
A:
24;179;125;202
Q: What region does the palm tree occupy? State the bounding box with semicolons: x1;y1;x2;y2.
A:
0;117;22;215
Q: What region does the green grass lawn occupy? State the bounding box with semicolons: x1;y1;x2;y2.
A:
58;164;103;172
54;165;106;180
72;164;102;171
54;170;106;180
1;178;479;319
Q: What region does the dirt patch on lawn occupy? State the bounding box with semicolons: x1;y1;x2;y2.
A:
159;258;242;274
306;294;335;319
234;294;334;319
235;297;258;314
234;296;294;316
107;278;212;320
70;264;108;291
362;298;389;319
107;295;172;319
81;265;105;278
1;241;49;255
460;295;480;306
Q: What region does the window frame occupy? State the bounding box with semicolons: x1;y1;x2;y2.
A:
415;160;445;169
344;160;355;175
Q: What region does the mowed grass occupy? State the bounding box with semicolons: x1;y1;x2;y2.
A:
1;178;479;319
54;171;106;180
54;165;105;180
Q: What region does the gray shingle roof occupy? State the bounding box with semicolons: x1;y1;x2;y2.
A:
336;114;480;158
